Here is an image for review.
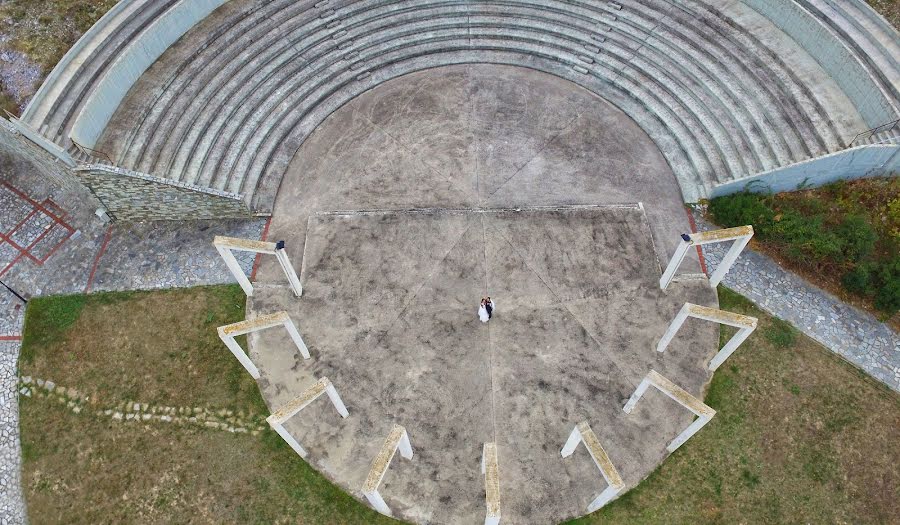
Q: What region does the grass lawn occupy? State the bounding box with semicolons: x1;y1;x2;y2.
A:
18;285;394;524
571;288;900;524
18;285;900;523
707;177;900;327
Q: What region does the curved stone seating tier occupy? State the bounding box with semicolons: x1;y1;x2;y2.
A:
799;0;899;126
93;0;872;209
20;0;180;144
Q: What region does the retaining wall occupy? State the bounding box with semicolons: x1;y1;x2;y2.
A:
710;143;900;197
69;0;231;148
73;165;250;221
742;0;898;127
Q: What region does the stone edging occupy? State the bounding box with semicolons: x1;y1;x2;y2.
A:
18;376;268;434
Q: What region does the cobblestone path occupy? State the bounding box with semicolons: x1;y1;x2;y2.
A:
0;288;25;524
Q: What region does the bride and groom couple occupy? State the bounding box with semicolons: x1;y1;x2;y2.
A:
478;297;495;323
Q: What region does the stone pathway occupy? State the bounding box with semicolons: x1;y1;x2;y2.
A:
0;288;26;524
693;211;900;392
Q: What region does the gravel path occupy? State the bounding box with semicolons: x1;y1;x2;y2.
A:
693;211;900;392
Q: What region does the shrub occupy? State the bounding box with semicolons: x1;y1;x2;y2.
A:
842;264;875;296
772;211;844;264
874;258;900;315
836;215;877;263
708;192;774;232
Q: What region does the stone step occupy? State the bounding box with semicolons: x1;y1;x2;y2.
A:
31;0;181;144
204;17;722;196
192;9;744;190
122;0;315;175
680;0;844;153
100;0;857;209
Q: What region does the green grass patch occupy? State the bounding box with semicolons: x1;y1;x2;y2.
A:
763;317;798;348
18;284;394;524
21;294;85;358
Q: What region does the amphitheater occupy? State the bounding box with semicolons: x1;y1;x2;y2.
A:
4;0;898;523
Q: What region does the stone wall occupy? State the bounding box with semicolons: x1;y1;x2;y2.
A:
742;0;898;127
74;165;251;221
710;143;900;197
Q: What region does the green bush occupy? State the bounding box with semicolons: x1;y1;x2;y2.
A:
842;264;875;296
772;211;844;264
711;183;897;317
708;192;774;232
874;258;900;315
836;215;877;263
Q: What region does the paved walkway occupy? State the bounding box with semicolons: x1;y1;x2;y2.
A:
693;211;900;392
0;288;25;524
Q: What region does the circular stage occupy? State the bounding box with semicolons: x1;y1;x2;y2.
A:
249;65;718;524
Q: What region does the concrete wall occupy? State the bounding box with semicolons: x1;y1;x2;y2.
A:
70;0;230;148
710;144;900;197
742;0;898;128
73;165;250;221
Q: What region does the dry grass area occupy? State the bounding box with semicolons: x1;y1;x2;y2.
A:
19;285;393;524
18;285;900;524
572;288;900;524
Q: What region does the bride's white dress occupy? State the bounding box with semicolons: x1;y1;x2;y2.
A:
478;305;490;323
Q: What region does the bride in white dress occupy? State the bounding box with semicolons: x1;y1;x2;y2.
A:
478;298;490;323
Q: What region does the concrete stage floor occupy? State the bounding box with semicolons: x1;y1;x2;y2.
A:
249;65;719;524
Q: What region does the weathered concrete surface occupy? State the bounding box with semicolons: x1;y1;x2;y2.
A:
255;65;703;286
246;66;720;524
248;206;718;524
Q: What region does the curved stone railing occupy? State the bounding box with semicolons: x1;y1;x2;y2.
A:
802;0;900;116
69;0;231;149
742;0;899;128
20;0;137;129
